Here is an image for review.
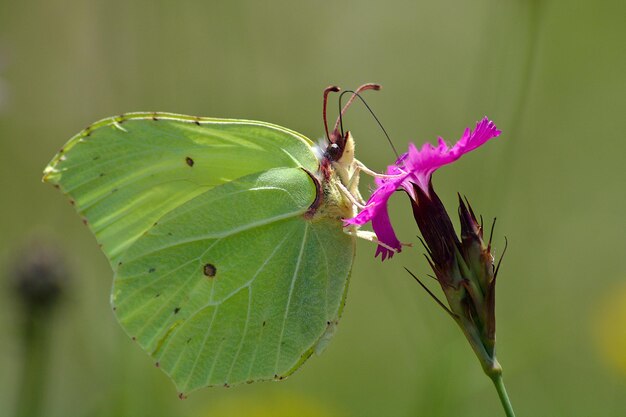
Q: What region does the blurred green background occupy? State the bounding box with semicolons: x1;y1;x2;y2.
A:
1;0;625;416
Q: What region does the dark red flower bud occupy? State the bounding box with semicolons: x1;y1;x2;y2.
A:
409;184;503;376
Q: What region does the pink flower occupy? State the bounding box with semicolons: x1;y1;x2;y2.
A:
345;117;501;260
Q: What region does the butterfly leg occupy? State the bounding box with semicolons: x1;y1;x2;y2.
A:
343;228;400;253
354;159;393;179
335;180;366;209
345;165;367;205
355;159;407;181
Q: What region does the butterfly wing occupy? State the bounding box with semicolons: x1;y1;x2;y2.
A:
43;113;319;266
44;113;355;393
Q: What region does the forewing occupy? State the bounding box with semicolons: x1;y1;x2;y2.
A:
113;167;355;393
43;114;318;266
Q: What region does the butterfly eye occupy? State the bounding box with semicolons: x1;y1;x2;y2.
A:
326;143;341;161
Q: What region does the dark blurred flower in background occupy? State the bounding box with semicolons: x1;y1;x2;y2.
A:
10;241;68;313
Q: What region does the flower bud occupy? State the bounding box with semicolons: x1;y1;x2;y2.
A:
410;186;502;375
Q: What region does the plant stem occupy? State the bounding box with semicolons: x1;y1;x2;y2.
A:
490;373;516;417
15;309;50;417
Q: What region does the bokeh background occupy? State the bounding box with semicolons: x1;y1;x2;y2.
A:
1;1;625;416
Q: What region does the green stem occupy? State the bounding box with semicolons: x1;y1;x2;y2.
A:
490;373;516;417
495;0;544;195
15;308;50;417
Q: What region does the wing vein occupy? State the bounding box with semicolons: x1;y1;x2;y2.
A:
155;223;297;382
274;222;309;374
180;304;220;391
312;227;331;317
115;238;222;310
224;286;252;384
121;209;302;264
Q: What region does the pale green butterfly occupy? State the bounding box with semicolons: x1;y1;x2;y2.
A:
43;84;388;396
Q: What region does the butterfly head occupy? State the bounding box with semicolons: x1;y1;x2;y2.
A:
314;128;351;165
318;84;382;172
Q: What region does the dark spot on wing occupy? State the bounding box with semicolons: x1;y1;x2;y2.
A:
223;383;230;388
155;362;160;368
203;263;216;277
262;320;266;327
194;117;201;126
155;293;160;298
186;337;192;344
185;157;194;167
148;267;156;273
99;173;105;177
152;113;159;121
131;336;136;341
82;218;88;225
69;199;75;206
93;156;99;160
178;393;187;400
174;307;180;314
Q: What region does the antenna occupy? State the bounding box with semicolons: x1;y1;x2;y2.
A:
333;83;380;133
322;85;340;142
335;84;399;158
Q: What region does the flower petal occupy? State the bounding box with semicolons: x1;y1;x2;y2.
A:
344;177;404;260
344;117;500;261
344;175;403;227
371;202;401;260
403;117;501;194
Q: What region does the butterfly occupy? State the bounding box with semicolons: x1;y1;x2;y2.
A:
43;84;388;395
